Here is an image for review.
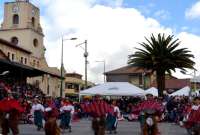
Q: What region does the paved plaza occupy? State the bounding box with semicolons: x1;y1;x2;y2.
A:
10;120;187;135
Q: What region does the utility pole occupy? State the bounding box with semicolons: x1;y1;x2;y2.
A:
76;40;88;89
84;40;88;89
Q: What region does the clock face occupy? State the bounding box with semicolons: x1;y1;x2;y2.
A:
12;5;19;13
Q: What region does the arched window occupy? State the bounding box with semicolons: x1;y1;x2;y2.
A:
13;14;19;24
33;38;38;47
11;37;18;45
31;17;35;27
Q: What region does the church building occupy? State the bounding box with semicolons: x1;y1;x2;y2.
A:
0;0;64;97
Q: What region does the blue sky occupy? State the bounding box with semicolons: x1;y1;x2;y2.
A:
97;0;200;35
0;0;199;35
0;0;200;82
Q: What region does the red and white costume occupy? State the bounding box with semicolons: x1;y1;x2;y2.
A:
185;105;200;128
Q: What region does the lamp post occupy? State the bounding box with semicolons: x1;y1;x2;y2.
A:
75;40;88;89
60;37;77;97
96;60;106;83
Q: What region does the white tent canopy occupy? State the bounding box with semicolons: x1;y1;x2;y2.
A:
170;86;190;96
79;82;145;96
145;87;158;96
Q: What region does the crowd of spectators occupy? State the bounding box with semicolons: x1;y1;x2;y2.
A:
0;79;199;127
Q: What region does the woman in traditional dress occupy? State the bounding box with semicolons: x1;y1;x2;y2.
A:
31;98;44;131
44;107;60;135
185;97;200;135
59;98;74;132
106;100;120;134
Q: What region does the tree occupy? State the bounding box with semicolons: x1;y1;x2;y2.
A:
128;33;195;97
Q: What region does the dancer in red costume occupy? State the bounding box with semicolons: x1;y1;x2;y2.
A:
133;94;163;135
44;107;60;135
0;92;24;135
185;97;200;135
82;95;109;135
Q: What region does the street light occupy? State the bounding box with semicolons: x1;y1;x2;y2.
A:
75;40;88;89
96;60;106;83
60;37;77;97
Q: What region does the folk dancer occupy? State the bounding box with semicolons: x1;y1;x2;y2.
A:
185;97;200;135
60;98;74;132
87;95;109;135
31;98;44;131
44;107;60;135
0;92;24;135
106;100;120;134
44;96;59;119
133;94;163;135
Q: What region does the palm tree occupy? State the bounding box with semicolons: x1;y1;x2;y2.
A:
128;33;195;97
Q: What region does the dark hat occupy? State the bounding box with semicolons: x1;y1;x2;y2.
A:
146;93;153;97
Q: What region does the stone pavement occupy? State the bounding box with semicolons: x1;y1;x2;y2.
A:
7;120;187;135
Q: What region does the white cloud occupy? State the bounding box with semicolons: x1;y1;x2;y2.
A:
185;1;200;19
32;0;200;83
173;32;200;78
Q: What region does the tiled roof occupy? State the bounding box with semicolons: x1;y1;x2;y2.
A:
165;79;191;89
105;66;151;75
151;78;191;90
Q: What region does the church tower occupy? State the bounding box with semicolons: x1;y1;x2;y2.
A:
0;0;64;97
0;0;46;67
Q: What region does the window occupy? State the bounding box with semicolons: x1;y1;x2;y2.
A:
33;60;36;66
24;58;27;64
11;37;18;45
37;61;39;67
35;80;40;88
33;39;38;47
7;52;10;59
11;54;15;61
20;57;23;63
13;14;19;24
31;17;35;27
66;83;73;89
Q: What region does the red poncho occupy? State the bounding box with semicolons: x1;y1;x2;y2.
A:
0;98;24;113
132;100;164;115
81;100;109;117
187;105;200;123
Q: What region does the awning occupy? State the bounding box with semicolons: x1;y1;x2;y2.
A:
0;59;46;77
79;82;145;96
